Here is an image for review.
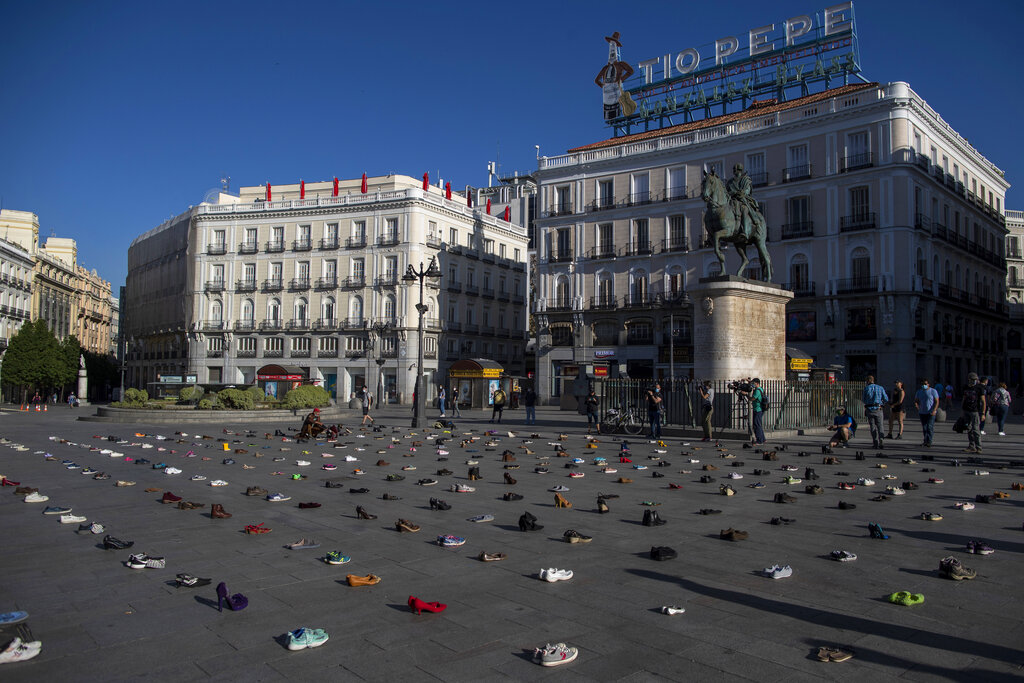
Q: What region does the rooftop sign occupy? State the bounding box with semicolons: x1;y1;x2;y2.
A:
598;2;863;135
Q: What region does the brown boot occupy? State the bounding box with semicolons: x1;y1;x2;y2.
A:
211;503;232;519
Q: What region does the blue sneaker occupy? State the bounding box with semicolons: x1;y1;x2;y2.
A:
287;627;329;651
324;551;351;565
437;535;466;547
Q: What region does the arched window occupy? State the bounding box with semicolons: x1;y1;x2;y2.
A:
916;248;925;277
554;276;570;307
294;297;308;322
597;273;614;306
267;298;281;321
350;295;363;323
632;269;649;304
955;265;961;289
851;247;870;280
707;261;722;276
944;259;951;285
384;295;396;320
789;253;809;290
210;300;222;323
1011;266;1019;287
241;299;254;322
322;296;336;323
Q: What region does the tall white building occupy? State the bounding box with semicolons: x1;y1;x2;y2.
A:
0;237;34;349
533;80;1010;399
125;174;529;403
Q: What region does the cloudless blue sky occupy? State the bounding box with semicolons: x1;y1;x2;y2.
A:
1;0;1021;290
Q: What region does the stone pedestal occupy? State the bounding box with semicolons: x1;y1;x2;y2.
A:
692;276;794;381
77;368;90;406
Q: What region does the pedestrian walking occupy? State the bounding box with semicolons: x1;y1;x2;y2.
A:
961;372;985;453
749;378;766;445
862;375;889;449
68;392;77;408
359;385;374;425
886;380;905;440
523;386;536;425
698;380;714;441
978;376;992;435
437;385;446;418
451;386;462;418
489;386;507;423
646;386;663;439
990;382;1011;436
584;387;600;434
914;379;939;447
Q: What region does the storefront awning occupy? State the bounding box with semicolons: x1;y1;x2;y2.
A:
785;346;813;359
256;364;307;381
448;358;504;379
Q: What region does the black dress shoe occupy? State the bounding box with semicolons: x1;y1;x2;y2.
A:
350;488;370;494
103;535;134;550
650;546;677;561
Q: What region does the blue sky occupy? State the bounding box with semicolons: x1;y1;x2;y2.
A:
1;0;1021;290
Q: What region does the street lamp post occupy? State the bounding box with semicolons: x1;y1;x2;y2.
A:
402;256;441;428
369;320;392;406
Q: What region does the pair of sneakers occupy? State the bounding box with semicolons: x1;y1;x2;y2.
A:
0;637;42;663
762;564;793;579
126;553;165;569
533;642;577;667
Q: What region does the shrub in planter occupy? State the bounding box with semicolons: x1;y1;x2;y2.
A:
124;388;149;405
245;385;268;403
218;388;255;410
179;385;201;402
281;385;330;410
198;398;213;410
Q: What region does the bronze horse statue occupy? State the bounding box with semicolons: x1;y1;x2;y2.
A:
700;169;772;281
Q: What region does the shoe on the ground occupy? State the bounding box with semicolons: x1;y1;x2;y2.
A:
769;517;795;525
563;529;592;543
478;551;507;561
720;528;748;541
346;574;381;587
468;514;494;523
0;637;42;664
805;485;824;495
966;540;994;555
762;564;793;579
831;550;857;562
437;534;465;547
246;486;269;496
22;492;49;503
266;493;291;502
868;522;890;539
650;545;677;561
126;553;166;569
103;535;134;550
699;508;722;515
774;493;797;504
286;538;321;550
533;642;578;667
43;506;71;515
539;568;573;582
920;511;942;521
838;501;856;510
60;514;87;524
661;605;685;615
396;519;420;533
287;627;330;651
175;573;212;588
938;556;976;580
816;646;854;662
325;551;351;565
888;591;925;605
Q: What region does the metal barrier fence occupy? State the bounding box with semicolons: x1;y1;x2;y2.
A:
597;379;867;436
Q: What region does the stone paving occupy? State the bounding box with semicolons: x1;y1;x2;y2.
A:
0;404;1022;681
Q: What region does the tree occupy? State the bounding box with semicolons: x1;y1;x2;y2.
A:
60;334;83;396
1;320;63;400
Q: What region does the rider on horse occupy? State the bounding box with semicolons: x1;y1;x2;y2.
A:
726;163;761;242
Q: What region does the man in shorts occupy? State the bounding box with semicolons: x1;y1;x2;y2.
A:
360;385;374;425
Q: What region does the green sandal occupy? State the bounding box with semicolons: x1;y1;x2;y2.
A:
888;591;924;606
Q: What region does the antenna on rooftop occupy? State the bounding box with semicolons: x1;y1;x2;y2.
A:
220;174;231;192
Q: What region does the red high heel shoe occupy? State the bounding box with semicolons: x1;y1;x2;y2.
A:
1;477;20;487
408;596;446;614
619;456;632;463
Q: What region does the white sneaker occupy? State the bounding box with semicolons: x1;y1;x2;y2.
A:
344;455;359;462
191;475;207;481
980;431;986;435
0;637;42;663
164;467;182;475
23;492;49;503
296;460;311;467
727;472;743;479
765;565;793;579
539;568;573;582
858;478;876;486
999;432;1006;436
210;480;228;487
60;514;87;524
661;605;686;615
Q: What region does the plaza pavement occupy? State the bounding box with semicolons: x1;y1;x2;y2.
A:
0;403;1022;681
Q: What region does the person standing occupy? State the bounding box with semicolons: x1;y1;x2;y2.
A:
584;387;600;434
359;385;374;425
960;372;985;454
450;386;462;418
886;380;905;440
490;386;507;424
437;384;447;418
914;379;939;447
991;381;1011;436
645;387;663;439
978;376;992;435
523;386;537;425
67;392;77;408
862;375;889;449
698;380;714;441
749;378;766;445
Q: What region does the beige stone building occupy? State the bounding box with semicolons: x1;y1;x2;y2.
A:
125;174;530;403
533;81;1009;400
75;265;113;355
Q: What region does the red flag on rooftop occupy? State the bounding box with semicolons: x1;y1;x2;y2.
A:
361;173;368;194
486;199;491;215
333;177;339;197
445;182;451;200
300;180;305;199
423;172;429;191
467;190;472;208
266;183;272;201
503;206;511;221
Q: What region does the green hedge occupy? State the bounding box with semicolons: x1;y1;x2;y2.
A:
281;385;330;409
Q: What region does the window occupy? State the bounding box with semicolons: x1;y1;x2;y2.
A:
913;131;922;154
270;262;282;282
297;261;310;282
345;336;365;352
499;243;506;258
631;173;650;203
669;216;686;249
352;220;366;239
271;226;284;246
789;254;809;290
598;179;614;208
634;219;650;253
294;298;308;322
598;223;614;256
847;131;869;166
849;186;870;218
318;336;338;353
207;337;223;352
210;264;224;285
745;153;765;185
241;299;254;322
706;160;724;177
325;222;338;243
245;227;257;246
449;227;457;246
668;267;684;296
267;298;281;322
449;264;458;284
384;295;396;320
627;322;652;344
322;296;335;321
668;168;685;199
212;229;226;249
916;249;926;279
238;337;256;353
554;277;570;306
851;247;871;280
513;279;521;296
787;145;808;178
555;186;571;214
244;263;256;283
632;270;649;303
384;217;398;241
290;337;310;353
351;258;365;279
210;300;223;322
466;268;475;287
349;295;363;322
264;337;283;352
787;196;810;234
556;229;570;259
513;248;521;263
483;238;494;255
427;221;437;240
594;321;618;346
297;224;311;245
324;259;337;279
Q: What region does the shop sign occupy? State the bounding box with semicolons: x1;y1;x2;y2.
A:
593;366;609;377
594;349;616;359
257;374;303;381
789;358;813;371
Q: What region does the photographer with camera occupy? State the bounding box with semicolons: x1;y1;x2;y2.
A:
698;380;714;441
645;386;663;439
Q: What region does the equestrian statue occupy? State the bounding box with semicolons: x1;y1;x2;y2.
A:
700;163;773;282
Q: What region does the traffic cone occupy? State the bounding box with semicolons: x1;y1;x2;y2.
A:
43;404;47;412
34;405;40;412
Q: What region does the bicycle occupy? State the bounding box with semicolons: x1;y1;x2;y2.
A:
600;405;645;435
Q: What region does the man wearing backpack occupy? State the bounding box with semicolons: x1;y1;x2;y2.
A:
961;372;986;454
490;386;507;424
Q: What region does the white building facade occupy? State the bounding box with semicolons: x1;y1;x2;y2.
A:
0;237;34;350
533;81;1010;399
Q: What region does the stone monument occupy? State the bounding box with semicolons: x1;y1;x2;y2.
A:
77;354;90;406
692;277;793;381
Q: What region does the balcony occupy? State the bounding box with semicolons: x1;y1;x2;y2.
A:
464;248;479;260
238;241;258;254
512;262;525;272
839;213;877;232
547;298;573;312
204;280;226;292
625;191;652;206
447;281;462;293
782;281;816;297
318;237;339;250
482;251;496;264
289;278;311;290
425;318;442;330
481;325;496;336
914;213;932;231
259;320;283;331
548;251;573;264
446;321;462;333
588;198;616;212
782;165;812;183
206;243;227;255
660;238;689;253
290;348;311;358
201;320;225;331
481;287;495;299
749;171;769;187
343;276;365;288
845;327;878;341
235;279;257;292
206;349;223;358
426;235;442;248
317;348;338;358
263;349;284;358
497;291;510;302
377;233;400;247
237;349;257;358
265;240;285;253
234;320;256;332
839;153;874;172
346;235;367;248
549;202;575;217
590;295;617;310
622;243;652;257
342;318;366;329
315;276;337;289
292;239;312;252
774;222;813;241
344;348;366;358
915;152;931;170
626;331;653;345
464;323;480;334
313;318;338;330
424;348;437;359
588;245;617;260
834;276;879;294
287;319;310;330
464;284;479;296
623;294;655;308
374;275;397;287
